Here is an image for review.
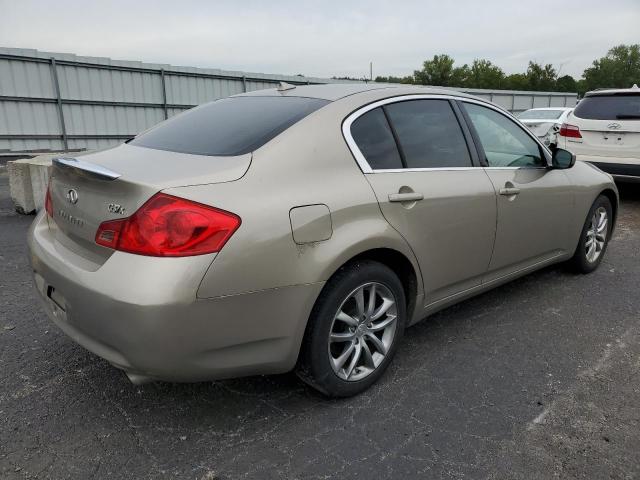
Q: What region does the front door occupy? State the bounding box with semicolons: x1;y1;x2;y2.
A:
460;101;574;281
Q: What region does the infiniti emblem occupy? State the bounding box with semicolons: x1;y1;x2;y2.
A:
66;189;79;204
607;123;622;130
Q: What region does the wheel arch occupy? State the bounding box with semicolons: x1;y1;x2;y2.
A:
315;247;421;331
295;246;421;372
348;248;419;322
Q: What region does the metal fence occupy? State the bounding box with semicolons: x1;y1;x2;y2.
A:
0;47;578;154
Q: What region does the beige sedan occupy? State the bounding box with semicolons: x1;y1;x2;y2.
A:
29;84;618;397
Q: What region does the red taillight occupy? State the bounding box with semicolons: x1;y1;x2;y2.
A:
95;193;241;257
44;180;54;217
559;123;582;138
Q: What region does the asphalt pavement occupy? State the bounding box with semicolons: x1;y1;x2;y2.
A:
1;168;639;479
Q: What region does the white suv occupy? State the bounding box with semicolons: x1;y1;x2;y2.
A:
558;85;640;181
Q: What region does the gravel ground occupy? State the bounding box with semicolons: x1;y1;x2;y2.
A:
1;169;639;479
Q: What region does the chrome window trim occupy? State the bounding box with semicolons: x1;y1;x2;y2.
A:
343;94;468;174
367;166;547;174
342;93;552;173
370;166;477;173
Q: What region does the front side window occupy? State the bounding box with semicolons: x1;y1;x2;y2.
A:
463;103;544;167
384;100;472;168
350;107;403;170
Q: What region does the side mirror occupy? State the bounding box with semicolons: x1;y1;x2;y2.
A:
551;148;576;169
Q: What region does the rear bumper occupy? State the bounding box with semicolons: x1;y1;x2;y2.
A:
28;212;323;382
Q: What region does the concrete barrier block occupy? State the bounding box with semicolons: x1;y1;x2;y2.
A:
8;155;56;214
7;159;35;214
29;157;54;212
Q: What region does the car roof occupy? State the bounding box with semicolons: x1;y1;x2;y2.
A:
585;84;640;97
236;83;480;102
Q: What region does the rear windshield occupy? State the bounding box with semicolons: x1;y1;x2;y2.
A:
517;109;565;120
130;96;329;156
574;94;640;120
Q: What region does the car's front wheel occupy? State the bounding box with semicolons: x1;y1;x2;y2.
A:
570;194;613;273
296;260;406;397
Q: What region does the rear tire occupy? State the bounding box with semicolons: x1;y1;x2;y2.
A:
570;195;613;273
296;260;406;397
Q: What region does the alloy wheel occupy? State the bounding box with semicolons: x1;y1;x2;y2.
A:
328;282;398;382
585;206;608;263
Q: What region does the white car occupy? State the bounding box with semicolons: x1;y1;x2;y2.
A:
558;85;640;181
517;107;573;148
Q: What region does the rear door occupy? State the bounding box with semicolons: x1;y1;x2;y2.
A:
345;97;497;305
459;100;574;280
565;93;640;161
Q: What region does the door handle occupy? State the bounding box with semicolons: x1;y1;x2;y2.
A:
389;192;424;202
499;187;521;196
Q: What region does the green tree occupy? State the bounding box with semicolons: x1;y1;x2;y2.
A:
414;54;456;86
451;64;471;87
526;62;557;91
372;45;640;93
374;75;414;84
555;75;577;92
582;44;640;91
576;79;588;96
505;73;529;90
466;59;505;89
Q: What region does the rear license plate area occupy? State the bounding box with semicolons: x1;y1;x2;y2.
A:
602;132;624;145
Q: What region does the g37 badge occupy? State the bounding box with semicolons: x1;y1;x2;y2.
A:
108;203;127;215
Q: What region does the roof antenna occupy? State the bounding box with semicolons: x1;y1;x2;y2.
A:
277;82;296;91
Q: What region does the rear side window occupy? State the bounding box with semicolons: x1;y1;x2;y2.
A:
574;94;640;120
130;96;329;156
384;100;472;168
350;107;403;169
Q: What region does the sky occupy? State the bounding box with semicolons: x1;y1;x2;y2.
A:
0;0;638;80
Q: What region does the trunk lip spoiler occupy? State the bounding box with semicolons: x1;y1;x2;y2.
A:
53;157;121;181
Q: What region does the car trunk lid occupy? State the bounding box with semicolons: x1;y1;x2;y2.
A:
520;120;556;137
47;144;251;262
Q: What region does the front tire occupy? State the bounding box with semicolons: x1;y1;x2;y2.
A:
296;260;406;397
570;195;613;273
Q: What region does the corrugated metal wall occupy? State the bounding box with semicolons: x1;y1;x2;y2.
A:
0;47;578;153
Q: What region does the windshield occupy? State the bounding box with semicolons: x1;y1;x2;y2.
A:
130;96;329;156
517;109;565;120
574;94;640;120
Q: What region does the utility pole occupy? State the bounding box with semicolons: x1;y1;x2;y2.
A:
370;62;373;81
